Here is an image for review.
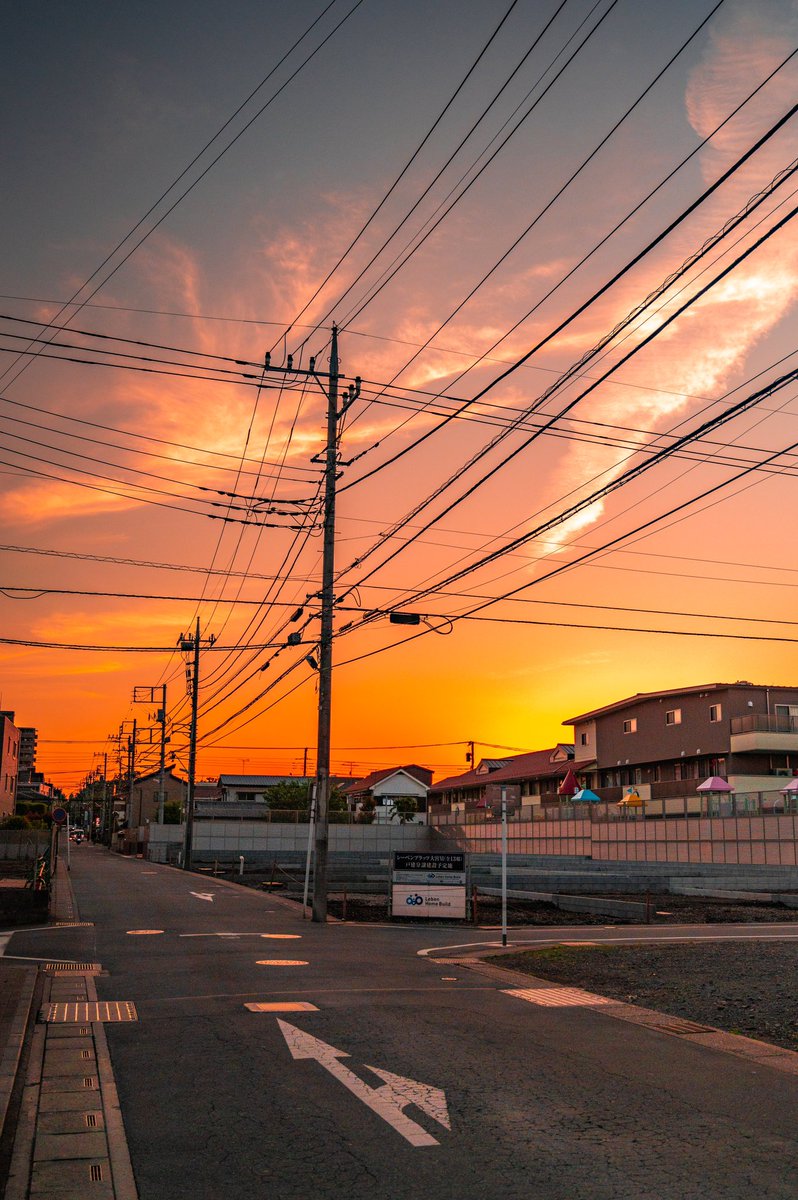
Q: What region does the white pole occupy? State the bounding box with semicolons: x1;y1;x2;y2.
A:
303;785;317;916
65;813;71;872
501;785;507;948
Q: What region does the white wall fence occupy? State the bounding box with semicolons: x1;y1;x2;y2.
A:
145;819;436;862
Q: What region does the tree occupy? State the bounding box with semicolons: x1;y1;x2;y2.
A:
1;814;29;829
162;801;182;825
389;796;419;824
267;781;312;813
356;795;376;824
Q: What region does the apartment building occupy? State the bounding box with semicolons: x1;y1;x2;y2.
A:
564;682;798;794
0;711;21;817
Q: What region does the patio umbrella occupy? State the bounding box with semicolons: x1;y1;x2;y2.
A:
617;790;643;807
557;768;578;797
780;778;798;793
572;788;601;802
696;776;733;793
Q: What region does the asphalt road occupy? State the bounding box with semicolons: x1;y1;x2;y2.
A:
7;844;798;1200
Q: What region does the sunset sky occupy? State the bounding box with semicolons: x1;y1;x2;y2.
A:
3;0;798;793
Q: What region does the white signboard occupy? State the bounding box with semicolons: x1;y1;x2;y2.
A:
391;885;467;920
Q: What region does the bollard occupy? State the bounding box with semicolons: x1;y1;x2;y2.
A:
239;855;244;877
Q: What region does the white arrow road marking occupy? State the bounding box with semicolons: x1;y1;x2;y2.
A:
365;1065;451;1132
189;892;215;902
277;1020;448;1148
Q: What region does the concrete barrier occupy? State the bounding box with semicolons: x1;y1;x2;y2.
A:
476;886;649;921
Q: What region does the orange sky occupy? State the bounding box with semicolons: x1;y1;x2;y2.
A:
2;0;798;793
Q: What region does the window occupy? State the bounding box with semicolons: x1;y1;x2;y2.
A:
579;731;589;747
665;708;682;725
709;704;722;722
623;718;637;734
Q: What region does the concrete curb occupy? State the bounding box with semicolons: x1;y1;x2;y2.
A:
86;975;138;1200
0;967;37;1144
4;1018;45;1200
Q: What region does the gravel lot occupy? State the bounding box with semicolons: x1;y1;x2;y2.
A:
498;941;798;1053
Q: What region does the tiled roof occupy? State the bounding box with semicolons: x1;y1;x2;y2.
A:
564;683;763;724
341;765;432;795
134;768;185;785
430;748;585;794
218;775;311;787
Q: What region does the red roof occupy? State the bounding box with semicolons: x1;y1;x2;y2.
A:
430;748;588;794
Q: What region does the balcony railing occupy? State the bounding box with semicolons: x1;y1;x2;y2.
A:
731;713;798;735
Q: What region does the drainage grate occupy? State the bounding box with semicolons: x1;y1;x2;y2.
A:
45;962;101;974
85;1113;97;1128
90;1164;103;1182
655;1018;714;1035
39;1001;138;1024
54;922;94;927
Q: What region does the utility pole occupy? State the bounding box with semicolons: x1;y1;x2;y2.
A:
126;719;137;832
157;685;167;824
312;327;360;923
312;326;339;924
179;620;215;871
100;752;108;844
134;684;168;823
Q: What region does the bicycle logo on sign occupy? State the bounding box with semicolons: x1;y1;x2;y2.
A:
405;894;424;906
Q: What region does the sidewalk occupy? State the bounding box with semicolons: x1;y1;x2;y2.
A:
0;852;138;1199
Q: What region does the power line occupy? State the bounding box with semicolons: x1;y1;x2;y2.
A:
338;194;798;597
5;584;798;631
341;85;798;495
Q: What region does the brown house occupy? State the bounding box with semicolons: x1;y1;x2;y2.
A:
564;682;798;794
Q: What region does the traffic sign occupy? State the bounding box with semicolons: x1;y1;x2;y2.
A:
51;806;68;826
